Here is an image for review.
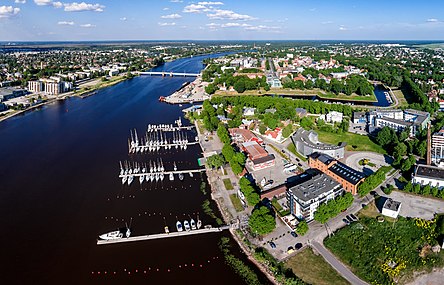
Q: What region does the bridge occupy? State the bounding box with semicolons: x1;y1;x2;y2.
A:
139;71;200;77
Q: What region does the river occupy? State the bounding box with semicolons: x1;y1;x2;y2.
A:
0;55;269;285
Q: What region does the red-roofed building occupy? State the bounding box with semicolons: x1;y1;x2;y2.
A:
241;141;275;171
265;127;282;141
293;74;307;82
229;128;263;144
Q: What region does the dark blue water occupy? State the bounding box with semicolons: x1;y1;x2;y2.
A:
0;55;268;285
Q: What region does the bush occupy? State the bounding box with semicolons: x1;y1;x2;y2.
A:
249;206;276;235
314;193;354;224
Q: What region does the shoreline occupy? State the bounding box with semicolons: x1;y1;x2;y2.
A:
194;119;278;285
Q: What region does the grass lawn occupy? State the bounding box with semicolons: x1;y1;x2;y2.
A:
324;216;444;285
223;178;234;190
391;88;409;107
287;143;308;161
317;130;386;154
229;194;244;212
286;247;350;285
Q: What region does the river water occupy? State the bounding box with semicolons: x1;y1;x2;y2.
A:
0;55;269;285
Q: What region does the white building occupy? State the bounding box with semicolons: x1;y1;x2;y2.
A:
287;169;344;222
369;109;430;137
27;81;43;93
412;164;444;189
432;127;444;167
243;107;256;116
382;198;401;218
320;111;343;124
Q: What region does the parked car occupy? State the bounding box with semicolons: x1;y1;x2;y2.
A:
350;214;358;221
294;243;303;250
343;219;350;225
346;215;354;223
269;241;276;249
287;246;295;254
290;231;298;238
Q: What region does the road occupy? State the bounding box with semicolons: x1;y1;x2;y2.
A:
311;241;369;285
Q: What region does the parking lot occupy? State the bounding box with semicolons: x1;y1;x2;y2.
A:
386;191;444;220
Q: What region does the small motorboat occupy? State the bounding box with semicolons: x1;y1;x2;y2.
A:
176;221;183;232
190;219;196;230
184;220;191;231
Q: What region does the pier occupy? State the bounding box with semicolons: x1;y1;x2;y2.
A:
97;226;229;245
129;141;199;154
139;71;200;77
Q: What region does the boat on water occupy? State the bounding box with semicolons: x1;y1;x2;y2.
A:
190;219;196;230
127;175;134;185
189;172;193;177
197;219;202;229
99;219;131;240
165;226;169;234
122;176;127;184
178;173;184;181
139;175;145;184
184;220;191;231
176;221;183;232
169;172;174;181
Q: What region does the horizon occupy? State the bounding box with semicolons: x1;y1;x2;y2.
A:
1;0;444;41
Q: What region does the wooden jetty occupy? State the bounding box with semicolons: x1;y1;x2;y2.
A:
97;226;230;245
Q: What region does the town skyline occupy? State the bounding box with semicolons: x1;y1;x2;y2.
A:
1;0;444;41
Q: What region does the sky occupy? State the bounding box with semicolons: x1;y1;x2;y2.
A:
1;0;444;41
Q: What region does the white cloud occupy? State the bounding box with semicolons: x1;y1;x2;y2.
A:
198;1;223;5
0;6;20;18
221;22;251;28
161;13;182;19
207;9;256;21
158;22;176;26
80;23;96;28
58;20;74;25
120;17;127;21
170;0;183;2
52;1;63;8
426;18;439;22
339;25;347;31
64;2;105;12
183;4;210;13
163;7;169;11
15;0;26;4
34;0;52;5
321;21;333;25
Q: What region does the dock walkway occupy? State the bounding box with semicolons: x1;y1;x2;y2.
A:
119;168;205;179
97;226;229;245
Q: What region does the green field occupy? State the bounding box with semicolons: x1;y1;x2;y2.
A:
317;131;386;154
286;247;350;285
324;215;444;285
223;178;234;190
229;194;244;212
287;143;308;161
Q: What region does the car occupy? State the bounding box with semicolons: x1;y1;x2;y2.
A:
343;219;350;225
282;149;286;153
298;163;302;166
287;246;295;254
290;231;298;238
350;214;358;221
294;243;303;250
346;215;354;222
269;241;276;249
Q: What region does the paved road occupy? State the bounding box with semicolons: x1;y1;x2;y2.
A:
312;241;369;285
345;151;393;176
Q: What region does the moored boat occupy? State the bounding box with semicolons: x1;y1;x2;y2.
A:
176;221;183;232
184;220;191;231
190;219;196;230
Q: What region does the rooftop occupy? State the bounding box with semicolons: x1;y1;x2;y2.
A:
242;141;268;160
289;169;342;202
329;161;366;185
292;129;346;151
383;198;401;212
252;154;275;165
415;164;444;181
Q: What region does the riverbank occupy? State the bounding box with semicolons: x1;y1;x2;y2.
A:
214;87;378;103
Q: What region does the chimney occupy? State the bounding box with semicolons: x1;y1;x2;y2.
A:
427;121;432;166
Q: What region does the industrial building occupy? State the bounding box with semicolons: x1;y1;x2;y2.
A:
308;152;365;195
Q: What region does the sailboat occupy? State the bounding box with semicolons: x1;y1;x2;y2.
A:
99;218;131;240
173;162;177;171
178;173;184;181
190;219;196;230
127;175;134;186
197;218;202;229
183;220;191;231
169;172;174;181
176;221;183;232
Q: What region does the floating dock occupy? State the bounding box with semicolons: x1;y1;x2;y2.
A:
97;226;230;245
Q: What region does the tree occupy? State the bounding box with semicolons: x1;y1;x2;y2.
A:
234;80;246;93
230;161;244;175
295;221;308;236
222;144;236;161
259;124;267;135
282;124;294;138
207;154;225;169
376;127;395;147
249;206;276;235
